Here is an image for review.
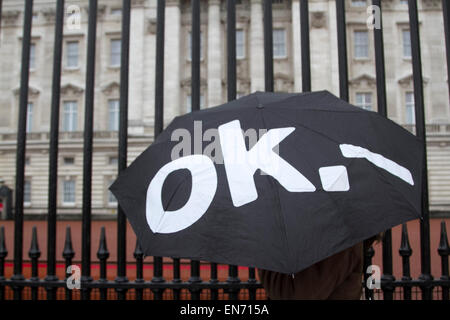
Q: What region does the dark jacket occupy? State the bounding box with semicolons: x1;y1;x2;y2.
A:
258;242;364;300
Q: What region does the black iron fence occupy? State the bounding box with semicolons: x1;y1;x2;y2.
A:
0;0;449;300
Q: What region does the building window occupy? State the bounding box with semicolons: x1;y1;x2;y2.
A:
188;32;203;61
63;101;78;132
272;0;284;3
111;8;122;16
26;102;33;133
236;29;245;59
108;99;120;131
29;43;36;70
63;157;75;165
354;31;369;59
66;41;79;68
402;30;412;59
109;156;118;165
24;180;31;205
63;179;76;205
351;0;367;7
273;29;286;58
25;157;30;165
110;39;121;67
108;179;117;205
400;0;408;4
405;92;415;124
355;92;372;111
186;95;205;113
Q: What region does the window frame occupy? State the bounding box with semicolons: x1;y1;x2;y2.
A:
236;29;246;60
405;91;415;125
110;39;122;67
62;179;76;206
108;99;120;131
273;28;287;59
24;179;31;207
355;92;373;111
66;40;80;69
62;100;78;132
402;29;412;60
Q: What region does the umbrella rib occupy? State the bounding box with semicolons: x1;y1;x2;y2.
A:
256;103;294;273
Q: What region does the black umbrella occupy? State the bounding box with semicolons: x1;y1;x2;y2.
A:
110;91;423;274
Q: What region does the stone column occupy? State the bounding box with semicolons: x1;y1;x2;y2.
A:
128;0;145;136
249;0;265;92
164;0;181;125
207;0;222;107
291;0;302;92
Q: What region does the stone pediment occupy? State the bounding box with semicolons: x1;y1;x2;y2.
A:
12;85;40;96
60;83;84;95
349;74;376;87
101;81;120;95
398;74;429;87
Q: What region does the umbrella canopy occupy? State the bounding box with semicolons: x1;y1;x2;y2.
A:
110;91;423;274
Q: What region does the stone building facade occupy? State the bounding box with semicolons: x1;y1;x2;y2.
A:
0;0;449;218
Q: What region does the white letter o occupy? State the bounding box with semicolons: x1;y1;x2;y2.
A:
146;155;217;233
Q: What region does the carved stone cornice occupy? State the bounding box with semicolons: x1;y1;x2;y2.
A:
166;0;180;7
2;10;21;25
101;81;120;95
41;8;56;22
310;11;326;29
423;0;441;10
349;74;376;88
60;83;84;95
181;78;207;90
398;74;429;88
132;0;146;7
13;85;40;97
83;4;107;18
146;18;157;34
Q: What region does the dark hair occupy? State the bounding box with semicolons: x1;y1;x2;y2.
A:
365;232;384;247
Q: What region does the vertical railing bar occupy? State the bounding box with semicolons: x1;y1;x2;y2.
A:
152;0;166;301
248;267;257;300
116;0;131;301
80;0;97;300
438;221;450;300
12;0;33;301
335;0;349;102
300;0;311;92
363;243;375;300
399;223;413;300
227;0;236;102
407;0;433;300
188;0;202;301
172;258;181;300
442;0;450;104
191;0;201;111
45;0;65;301
226;0;240;300
0;226;7;301
209;262;218;300
154;0;165;137
62;226;75;301
28;226;40;301
371;0;394;300
97;226;109;300
133;240;144;300
263;0;273;92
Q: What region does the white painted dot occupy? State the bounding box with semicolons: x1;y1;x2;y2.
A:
319;165;350;192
